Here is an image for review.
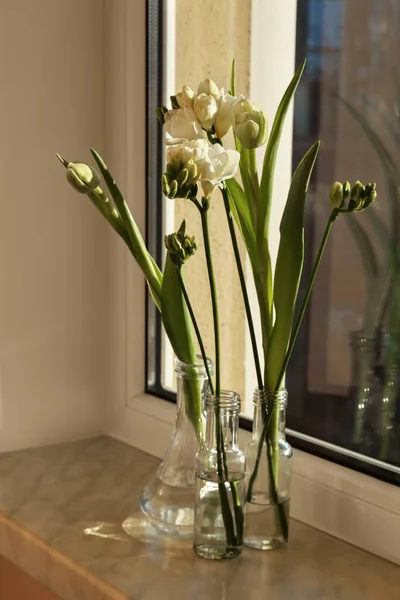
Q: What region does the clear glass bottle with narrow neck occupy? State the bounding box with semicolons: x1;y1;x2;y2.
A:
193;391;245;560
139;356;213;538
244;389;292;550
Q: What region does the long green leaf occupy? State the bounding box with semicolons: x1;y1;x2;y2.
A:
256;60;307;344
162;256;203;437
265;141;320;390
90;148;163;310
258;59;306;239
226;178;257;264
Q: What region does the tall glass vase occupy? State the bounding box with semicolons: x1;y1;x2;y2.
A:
140;356;212;538
244;389;292;550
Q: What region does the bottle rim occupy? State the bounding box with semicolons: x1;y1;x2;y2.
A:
204;390;241;412
174;355;214;376
253;388;288;406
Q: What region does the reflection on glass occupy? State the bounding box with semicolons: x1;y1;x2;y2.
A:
290;0;400;469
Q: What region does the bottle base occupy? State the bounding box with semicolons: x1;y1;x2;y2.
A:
140;487;195;539
194;544;242;560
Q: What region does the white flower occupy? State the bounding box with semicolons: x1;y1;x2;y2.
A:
176;85;196;109
197;78;220;99
214;93;243;139
166;138;209;184
200;144;240;197
193;93;218;131
164;106;206;144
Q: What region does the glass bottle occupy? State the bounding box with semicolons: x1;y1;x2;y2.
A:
193;391;245;560
244;389;292;550
140;356;213;538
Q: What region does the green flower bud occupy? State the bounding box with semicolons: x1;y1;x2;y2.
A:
166;163;176;180
176;168;189;187
185;160;198;185
363;183;377;208
66;162;101;194
164;220;198;267
162;173;171;197
348;181;364;211
169;179;178;199
170;95;180;110
233;99;267;149
155;105;169;126
343;181;351;199
329;182;344;208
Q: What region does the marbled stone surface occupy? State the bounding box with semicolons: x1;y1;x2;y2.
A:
0;436;399;600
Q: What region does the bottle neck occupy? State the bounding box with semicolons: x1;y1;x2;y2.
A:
252;389;287;440
204;392;241;450
175;358;213;420
205;408;240;449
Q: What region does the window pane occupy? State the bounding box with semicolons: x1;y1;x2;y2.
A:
148;0;400;481
290;0;400;471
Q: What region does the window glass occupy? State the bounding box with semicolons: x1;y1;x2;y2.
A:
147;0;400;482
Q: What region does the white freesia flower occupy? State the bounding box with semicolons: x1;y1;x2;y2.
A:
214;93;243;139
193;93;218;131
164;106;206;144
197;78;220;99
200;143;240;197
176;85;196;109
166;138;209;184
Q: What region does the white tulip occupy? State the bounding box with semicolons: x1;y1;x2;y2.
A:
200;143;240;197
166;138;209;183
193;93;218;131
164;106;206;144
197;78;220;99
176;85;196;109
214;93;243;139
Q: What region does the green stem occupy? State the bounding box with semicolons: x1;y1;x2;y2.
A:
247;208;340;534
221;186;264;391
248;148;259;197
276;208;339;391
199;202;240;547
200;207;221;395
177;269;214;395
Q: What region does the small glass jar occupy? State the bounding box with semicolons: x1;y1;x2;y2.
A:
244;389;292;550
193;391;245;560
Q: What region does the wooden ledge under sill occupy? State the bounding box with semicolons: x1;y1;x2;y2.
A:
0;437;399;600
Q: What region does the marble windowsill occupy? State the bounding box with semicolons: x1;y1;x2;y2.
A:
0;437;399;600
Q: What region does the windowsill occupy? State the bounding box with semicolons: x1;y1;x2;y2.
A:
0;437;399;600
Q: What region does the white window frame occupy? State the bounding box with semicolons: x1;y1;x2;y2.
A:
104;0;400;565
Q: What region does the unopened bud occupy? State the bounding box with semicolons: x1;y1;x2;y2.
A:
162;174;171;197
185;160;198;184
176;168;189;187
233;99;267;149
329;182;344;208
348;181;364;211
169;180;178;199
170;95;180;110
65;162;100;194
164;220;198;267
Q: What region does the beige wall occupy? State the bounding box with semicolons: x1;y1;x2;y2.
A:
0;0;109;450
174;0;252;398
